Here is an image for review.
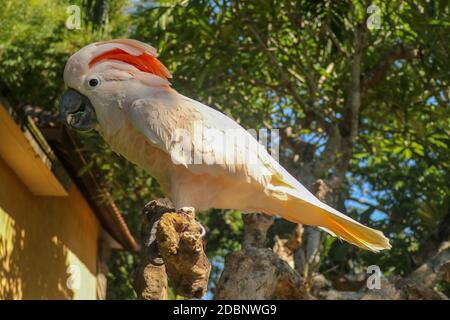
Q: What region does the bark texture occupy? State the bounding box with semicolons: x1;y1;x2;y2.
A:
133;199;211;299
214;213;310;300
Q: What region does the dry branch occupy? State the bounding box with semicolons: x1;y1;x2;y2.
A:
133;199;211;299
362;44;419;94
215;213;310;300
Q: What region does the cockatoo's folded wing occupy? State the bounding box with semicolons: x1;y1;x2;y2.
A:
127;94;284;186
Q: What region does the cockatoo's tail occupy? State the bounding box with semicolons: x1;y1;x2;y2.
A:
60;39;391;252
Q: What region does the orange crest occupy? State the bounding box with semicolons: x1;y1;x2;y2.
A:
89;48;171;80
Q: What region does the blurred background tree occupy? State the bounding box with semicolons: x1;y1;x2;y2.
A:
0;0;449;299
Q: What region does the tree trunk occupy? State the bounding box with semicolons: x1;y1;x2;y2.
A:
214;213;310;300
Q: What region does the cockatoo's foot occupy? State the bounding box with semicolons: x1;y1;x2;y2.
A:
178;207;206;238
178;206;195;214
147;207;206;246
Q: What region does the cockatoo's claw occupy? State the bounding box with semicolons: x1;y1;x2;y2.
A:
147;219;160;246
178;207;206;238
178;206;195;214
197;222;206;238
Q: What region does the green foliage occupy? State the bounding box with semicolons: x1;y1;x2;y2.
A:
198;209;243;257
106;251;138;300
1;0;71;107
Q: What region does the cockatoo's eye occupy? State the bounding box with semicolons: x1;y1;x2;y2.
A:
87;76;101;88
89;78;99;87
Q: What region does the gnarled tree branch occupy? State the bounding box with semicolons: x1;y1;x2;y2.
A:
215;213;310;300
133;199;211;299
362;44;419;94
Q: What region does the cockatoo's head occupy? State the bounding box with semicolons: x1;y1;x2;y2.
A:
60;39;171;131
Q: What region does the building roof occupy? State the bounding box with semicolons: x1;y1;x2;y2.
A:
0;98;138;251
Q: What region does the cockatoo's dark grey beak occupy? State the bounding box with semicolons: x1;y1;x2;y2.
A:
60;88;97;131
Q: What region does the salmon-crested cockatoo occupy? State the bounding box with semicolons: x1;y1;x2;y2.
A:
60;39;391;252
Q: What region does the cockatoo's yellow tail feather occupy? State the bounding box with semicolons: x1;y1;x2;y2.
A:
262;181;392;252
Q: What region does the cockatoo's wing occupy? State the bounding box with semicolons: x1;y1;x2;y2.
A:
128;94;286;186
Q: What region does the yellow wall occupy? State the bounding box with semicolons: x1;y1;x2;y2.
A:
0;156;101;300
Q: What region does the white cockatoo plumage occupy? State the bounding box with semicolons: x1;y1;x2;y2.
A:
60;39;391;252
